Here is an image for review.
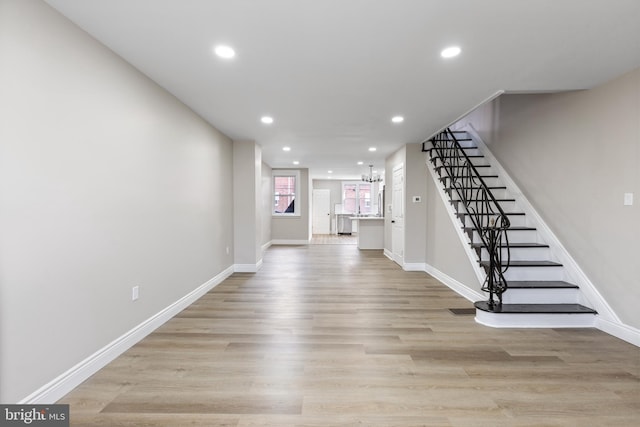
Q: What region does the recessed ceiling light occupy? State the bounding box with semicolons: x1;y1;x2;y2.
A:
392;116;404;123
282;146;291;152
261;116;274;124
328;170;333;174
357;161;364;165
293;161;299;165
368;147;377;152
214;45;236;59
441;46;461;58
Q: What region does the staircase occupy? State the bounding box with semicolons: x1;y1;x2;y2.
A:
424;129;597;327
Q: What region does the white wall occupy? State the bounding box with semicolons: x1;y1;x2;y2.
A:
261;162;273;247
0;0;234;402
424;171;483;293
456;67;640;328
404;144;428;264
233;141;263;269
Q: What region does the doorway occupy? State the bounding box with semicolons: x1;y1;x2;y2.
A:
391;163;404;265
312;189;331;235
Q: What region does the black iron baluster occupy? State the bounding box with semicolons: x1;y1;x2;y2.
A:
427;128;511;307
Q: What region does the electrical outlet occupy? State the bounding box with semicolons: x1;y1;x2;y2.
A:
623;192;633;206
132;286;139;301
413;196;421;203
226;246;230;255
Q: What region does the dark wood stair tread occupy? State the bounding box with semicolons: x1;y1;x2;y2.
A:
471;242;549;249
480;260;563;267
440;175;500;180
449;186;506;190
455;197;514;201
433;155;484;158
507;281;579;289
464;226;536;232
474;301;596;314
459;212;525;216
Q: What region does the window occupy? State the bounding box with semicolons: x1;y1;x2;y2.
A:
342;182;372;215
273;170;300;216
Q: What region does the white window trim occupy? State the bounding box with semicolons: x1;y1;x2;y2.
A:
273;170;301;217
341;181;374;215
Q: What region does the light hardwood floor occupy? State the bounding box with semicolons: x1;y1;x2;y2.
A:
310;234;357;245
59;245;640;426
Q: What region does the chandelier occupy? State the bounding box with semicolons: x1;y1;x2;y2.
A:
362;164;383;183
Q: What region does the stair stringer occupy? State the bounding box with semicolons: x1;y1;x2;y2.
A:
455;123;621;324
424;151;488;303
462;125;640;347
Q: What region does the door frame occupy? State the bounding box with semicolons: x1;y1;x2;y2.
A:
391;163;405;266
312;189;331;234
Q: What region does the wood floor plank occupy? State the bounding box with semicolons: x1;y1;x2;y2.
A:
58;244;640;426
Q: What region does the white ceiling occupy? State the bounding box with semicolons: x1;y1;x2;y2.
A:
45;0;640;180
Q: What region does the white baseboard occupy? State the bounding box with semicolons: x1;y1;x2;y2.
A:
234;259;263;273
403;262;427;272
261;241;272;253
425;263;486;303
383;249;393;261
596;317;640;347
19;265;234;404
271;239;310;245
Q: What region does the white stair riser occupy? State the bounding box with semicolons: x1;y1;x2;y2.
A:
462;215;526;228
470;229;538;243
450;188;510;200
475;311;596;328
468;158;491;166
447;165;495;175
432;156;491;167
455;138;473;148
437;172;498;187
480;246;550;261
457;200;518;212
502;288;579;304
502;266;564;281
460;148;483;156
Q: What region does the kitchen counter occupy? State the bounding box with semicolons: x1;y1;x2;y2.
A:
350;216;384;249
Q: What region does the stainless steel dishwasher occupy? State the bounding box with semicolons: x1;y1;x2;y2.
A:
336;214;352;235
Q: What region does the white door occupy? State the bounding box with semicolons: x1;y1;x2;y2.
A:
391;164;404;265
312;189;331;234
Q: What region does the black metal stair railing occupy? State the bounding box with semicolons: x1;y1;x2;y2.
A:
424;128;511;307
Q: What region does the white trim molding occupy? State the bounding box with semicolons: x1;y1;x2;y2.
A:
596;317;640;348
19;265;234;404
403;262;427;272
271;239;310;245
261;240;272;253
425;263;486;303
234;259;263;273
